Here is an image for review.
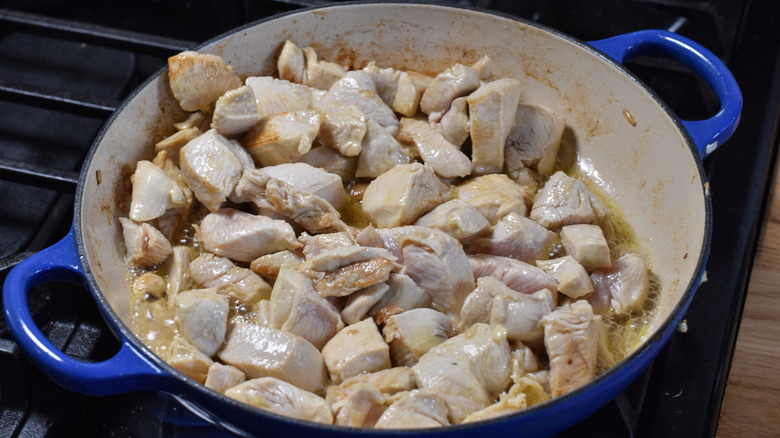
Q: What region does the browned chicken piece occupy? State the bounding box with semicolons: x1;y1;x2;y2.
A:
355;119;414;178
329;383;387;427
299;231;355;259
302;46;347;90
132;272;166;300
230;168;349;233
168;337;213;384
174;287;229;357
465;212;558;263
468;78;522;174
468;254;558;297
362;163;451;228
505;103;566;177
590;253;650;314
163;246;196;301
305;245;398;272
412;323;511;423
263;162;348;210
269;266;344;350
244;76;324;119
560;224;612;269
277;40;305;84
225;377;333;424
204;362;246;394
374;389;450;429
200;208;300;263
458;174;533;225
242;109;321;167
420;63;481;120
368;273;431;316
327;367;416;401
414;199;490;241
530;170;610;230
129;160;189;222
541;300;602;397
189;253;271;306
211;85;260;136
341;283;389;325
311;257;396;298
155;127;201;160
167;51;242;113
383;308;453;367
179;129;246;212
397;118;472;178
322;318;391;384
250;250;304;281
320;70;399;135
460;277;555;344
434;96;469;147
471;55;493;80
363;62;422;117
316;101;366;156
537;255;595;299
218;322;327;393
297;145;358;181
119;218;173;268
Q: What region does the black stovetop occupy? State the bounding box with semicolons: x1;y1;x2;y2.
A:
1;1;778;437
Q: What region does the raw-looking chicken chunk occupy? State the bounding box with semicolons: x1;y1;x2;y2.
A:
168;51;242;112
129;160;189;222
363;61;422;117
590;253;650;314
420;63;480;120
244;76;323;119
204;363;246;394
277;40;305;84
342;283;389;325
179;129;246;212
262;162;348;210
374;389;450;429
242;109;321;167
530;170;610;230
322;318;391;384
458;174;533;225
250;250;304;281
211;85;260;136
330;382;387;427
225;377;333;424
316;101;366;156
356;119;413;178
320;70;399;135
119;218;172;268
299;231;355;259
414;199;490;241
302;46;347;90
168;337;213;384
465;212;558;263
434;96;469;147
396;117;472;178
382;308;453;366
536;255;595;299
200;208;300;263
297;145;358;181
174;287;228;357
560;224;612;269
468;254;558;297
189;253;271;305
505;103;566;177
368;273;431;316
468;78;522;174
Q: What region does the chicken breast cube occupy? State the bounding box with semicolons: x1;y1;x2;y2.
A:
174;288;228;357
469;254;558;297
330;382;387;427
189;253;271;306
505;103;566;177
458;174;532;225
327;367;417;401
316;101;366;156
530;171;610;230
383;308;453;367
242;109;321;167
305;245;398;272
162;246;196;301
561;224;611;269
397;118;472;178
299;231;355;258
537;255;595;299
219;323;327;393
312;257;396;298
119;218;172;268
362;163;451;228
245;76;323;119
363;62;422;117
277;40;305;84
168;338;214;384
211;85;260;136
468;78;522;174
167;51;242;112
129;160;189;222
320;70;399;135
368;273;431;316
375;389;450;429
250;250;304;281
322;318;391;384
155;127;202;160
591;253;650;314
435;96;470;147
471;55;493;80
262;162;348;210
179;129;245;212
302;46;347;90
132;272;166;300
420;63;480;120
342;283;389;325
269;266;344;350
297;145;358;181
414;199;490;241
225;377;333;424
200;208;300;263
541;300;602;397
465;212;558;263
204;363;246;394
355;119;413;178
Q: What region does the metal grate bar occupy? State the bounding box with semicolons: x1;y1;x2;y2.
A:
0;158;79;193
0;79;118;118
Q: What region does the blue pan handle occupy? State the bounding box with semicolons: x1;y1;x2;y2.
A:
2;229;175;396
589;30;742;159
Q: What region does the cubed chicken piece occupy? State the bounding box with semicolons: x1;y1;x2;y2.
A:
460;277;555;344
204;362;246;394
590;253;650;314
342;283;389;325
537;255;594;299
420;63;480;120
174;287;229;357
132;272;166;300
465;212;558;263
468;78;522;175
277;40;305;84
374;389;450;429
355;119;413;178
304;245;398;272
461;395;527;423
168;337;213;384
244;76;323;119
434;96;469;147
167;51;241;112
470;55;493;80
200;208;300;263
211;85;260;136
269;266;344;349
330;382;387;427
362;163;451;228
218;323;327;393
363;62;422;117
179;129;245;212
173;111;210;131
316;101;366;156
530;171;610;230
225;377;333;424
327;367;417;402
320;70;398;135
541;300;603;397
189;253;271;305
302;46;347;90
119;218;172;268
262;162;348;210
505;103;566;177
164;246;196;301
406;71;434;95
368;273;431;316
458;174;533;225
250;250;304;281
560;224;611;269
299;231;355;259
414;199;490;241
242;109;321;167
412;323;511;423
322;318;391;384
297;146;358;181
383;308;453;367
397;118;472;178
129;160;189;222
468;254;558;296
311;257;396;298
155;127;201;163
